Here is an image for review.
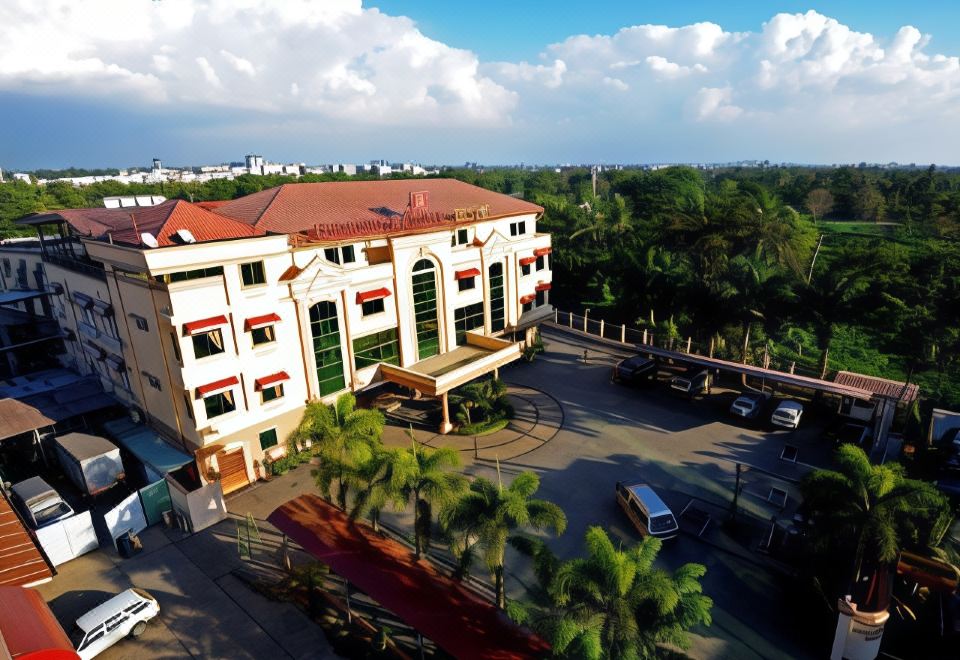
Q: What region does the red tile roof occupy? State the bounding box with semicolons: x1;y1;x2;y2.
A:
834;371;920;403
0;494;53;588
214;179;543;241
22;200;264;248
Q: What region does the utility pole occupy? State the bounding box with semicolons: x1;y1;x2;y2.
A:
807;234;824;284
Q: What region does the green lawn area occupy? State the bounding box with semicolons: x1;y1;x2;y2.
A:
819;221;899;236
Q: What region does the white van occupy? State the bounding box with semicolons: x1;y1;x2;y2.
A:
10;476;74;529
616;481;679;540
71;588;160;659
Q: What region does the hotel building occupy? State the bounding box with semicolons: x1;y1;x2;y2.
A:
1;179;552;493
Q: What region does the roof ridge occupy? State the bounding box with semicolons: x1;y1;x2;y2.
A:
252;185;285;229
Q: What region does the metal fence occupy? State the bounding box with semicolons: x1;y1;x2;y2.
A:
552;309;831;380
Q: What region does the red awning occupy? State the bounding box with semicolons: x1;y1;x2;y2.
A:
196;375;239;397
255;371;290;391
244;313;281;331
454;268;480;280
533;246;552;257
183;315;228;335
356;288;391;304
268;495;550;660
535;282;552;292
519;294;536;305
518;256;537;266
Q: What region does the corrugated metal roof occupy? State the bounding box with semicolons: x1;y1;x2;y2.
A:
834;371;920;403
214;179;544;240
0;494;53;588
0;399;55;441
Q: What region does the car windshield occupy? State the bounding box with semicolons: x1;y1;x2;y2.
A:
649;514;677;533
34;500;70;525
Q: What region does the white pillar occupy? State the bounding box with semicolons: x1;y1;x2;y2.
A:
621;324;626;343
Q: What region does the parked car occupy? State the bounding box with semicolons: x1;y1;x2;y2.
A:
70;589;160;659
669;367;712;398
615;481;679;540
729;391;772;420
612;355;658;386
9;476;74;529
771;400;804;429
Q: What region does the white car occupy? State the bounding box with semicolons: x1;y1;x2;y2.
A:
729;391;772;420
71;589;160;659
771;400;804;429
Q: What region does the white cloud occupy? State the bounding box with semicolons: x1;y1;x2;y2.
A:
691;86;742;121
0;0;515;126
2;4;960;162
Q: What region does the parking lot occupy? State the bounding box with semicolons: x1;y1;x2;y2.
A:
466;326;841;659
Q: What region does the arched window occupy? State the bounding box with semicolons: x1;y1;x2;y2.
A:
309;301;345;396
411;259;440;359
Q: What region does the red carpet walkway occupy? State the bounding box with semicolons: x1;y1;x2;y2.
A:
268;494;550;660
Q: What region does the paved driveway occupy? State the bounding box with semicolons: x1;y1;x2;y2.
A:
464;326;829;660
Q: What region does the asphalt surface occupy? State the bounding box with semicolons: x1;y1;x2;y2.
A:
467;326;832;660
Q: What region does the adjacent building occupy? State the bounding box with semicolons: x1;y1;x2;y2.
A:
2;179;553;493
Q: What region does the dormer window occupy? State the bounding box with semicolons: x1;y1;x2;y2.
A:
451;228;469;247
324;246;356;265
510;221;527;237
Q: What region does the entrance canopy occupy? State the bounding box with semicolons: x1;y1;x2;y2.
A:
379;333;520;397
268;494;550;660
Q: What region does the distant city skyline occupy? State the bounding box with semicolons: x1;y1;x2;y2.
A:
2;1;960;168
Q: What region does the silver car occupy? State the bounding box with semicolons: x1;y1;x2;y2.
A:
10;476;74;529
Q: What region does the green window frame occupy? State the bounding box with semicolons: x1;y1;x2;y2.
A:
240;261;266;287
259;428;278;451
192;329;225;359
353;327;400;370
411;259;440;359
454;302;484;345
309;301;346;396
203;390;235;419
488;262;505;333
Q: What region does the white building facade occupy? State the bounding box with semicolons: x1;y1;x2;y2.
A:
5;180;553;494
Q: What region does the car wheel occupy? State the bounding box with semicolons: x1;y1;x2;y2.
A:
131;621;147;638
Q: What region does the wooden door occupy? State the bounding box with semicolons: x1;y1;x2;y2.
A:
217;448;250;495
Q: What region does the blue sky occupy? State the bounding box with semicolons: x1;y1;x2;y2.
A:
368;1;960;61
2;1;960;169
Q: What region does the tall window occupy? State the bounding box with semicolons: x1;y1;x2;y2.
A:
309;301;345;396
411;259;440;359
488;262;505;333
353;328;400;369
240;261;266;287
454;302;484;345
192;329;225;359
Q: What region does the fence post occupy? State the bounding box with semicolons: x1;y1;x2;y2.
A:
583;315;588;333
642;329;648;344
554;308;558;323
568;312;572;328
789;361;796;374
600;319;605;338
686;336;692;353
621;324;626;344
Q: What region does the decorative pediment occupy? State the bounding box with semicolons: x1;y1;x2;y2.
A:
286;254;351;299
475;227;509;255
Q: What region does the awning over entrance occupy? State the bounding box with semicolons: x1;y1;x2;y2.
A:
379;333;521;397
268;494;550;660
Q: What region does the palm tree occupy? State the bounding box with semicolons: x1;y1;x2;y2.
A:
347;445;407;533
801;444;950;588
390;432;466;559
519;526;712;660
302;393;384;509
449;378;508;427
442;470;566;609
